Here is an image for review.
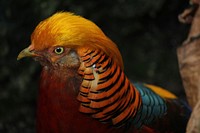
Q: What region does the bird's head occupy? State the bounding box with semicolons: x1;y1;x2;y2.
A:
17;12;123;71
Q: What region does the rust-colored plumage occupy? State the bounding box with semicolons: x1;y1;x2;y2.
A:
18;12;190;133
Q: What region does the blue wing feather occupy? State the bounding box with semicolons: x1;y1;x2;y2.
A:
128;82;190;133
132;83;167;127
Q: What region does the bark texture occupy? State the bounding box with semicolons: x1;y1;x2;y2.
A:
178;2;200;133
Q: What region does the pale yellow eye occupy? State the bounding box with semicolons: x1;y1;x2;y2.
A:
54;47;64;54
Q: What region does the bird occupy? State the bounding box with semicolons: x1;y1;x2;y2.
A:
17;12;191;133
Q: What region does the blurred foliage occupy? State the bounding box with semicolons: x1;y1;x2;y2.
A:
0;0;189;132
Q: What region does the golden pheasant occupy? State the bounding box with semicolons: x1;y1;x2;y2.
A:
17;12;191;133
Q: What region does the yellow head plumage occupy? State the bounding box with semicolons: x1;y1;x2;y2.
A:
30;12;124;69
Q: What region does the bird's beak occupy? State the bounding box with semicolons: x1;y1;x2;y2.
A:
17;47;37;60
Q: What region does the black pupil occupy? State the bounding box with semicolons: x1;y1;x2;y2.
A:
56;48;62;53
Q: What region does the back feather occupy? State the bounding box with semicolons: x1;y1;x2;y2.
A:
134;83;191;132
132;83;167;128
75;46;191;132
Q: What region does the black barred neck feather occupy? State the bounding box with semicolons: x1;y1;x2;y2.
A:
76;48;142;128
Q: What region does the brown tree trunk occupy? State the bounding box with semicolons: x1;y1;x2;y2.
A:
186;100;200;133
177;1;200;133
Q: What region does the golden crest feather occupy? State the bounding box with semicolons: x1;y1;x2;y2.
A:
30;12;124;69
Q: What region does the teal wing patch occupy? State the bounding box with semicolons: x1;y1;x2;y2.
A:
132;83;167;128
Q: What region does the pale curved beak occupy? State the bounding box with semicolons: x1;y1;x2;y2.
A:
17;47;37;60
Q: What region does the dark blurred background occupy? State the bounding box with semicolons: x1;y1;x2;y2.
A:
0;0;189;132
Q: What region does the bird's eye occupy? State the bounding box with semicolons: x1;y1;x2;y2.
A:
54;47;64;55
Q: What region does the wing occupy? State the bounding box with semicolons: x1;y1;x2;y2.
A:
134;83;191;133
76;47;141;127
132;83;167;128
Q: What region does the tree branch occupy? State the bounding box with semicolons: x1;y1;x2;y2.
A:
177;2;200;133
